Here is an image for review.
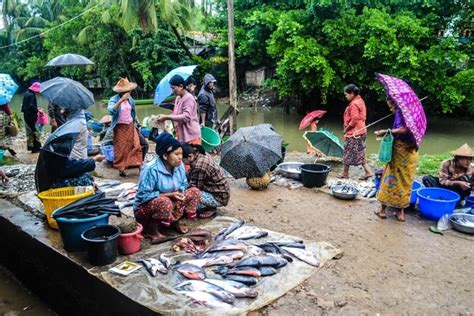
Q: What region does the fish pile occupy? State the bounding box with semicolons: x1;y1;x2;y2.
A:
138;254;171;276
0;164;36;195
328;179;377;199
450;215;474;228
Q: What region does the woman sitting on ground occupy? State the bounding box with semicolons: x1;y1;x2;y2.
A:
422;144;473;200
182;143;230;219
133;132;201;242
35;109;104;193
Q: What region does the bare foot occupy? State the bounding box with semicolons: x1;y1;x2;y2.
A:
174;221;189;234
374;209;387;219
396;209;405;222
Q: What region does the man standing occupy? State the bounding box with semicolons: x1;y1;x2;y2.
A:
197;74;217;128
21;82;42;153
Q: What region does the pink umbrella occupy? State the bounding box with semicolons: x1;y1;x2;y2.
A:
376;73;427;148
299;110;327;130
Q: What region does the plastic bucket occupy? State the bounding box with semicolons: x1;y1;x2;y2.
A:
0;149;4;165
140;127;151;138
118;223;143;255
53;210;109;251
465;196;474;207
100;144;114;162
300;164;330;188
410;180;424;205
417;188;460;221
201;127;221;152
81;225;120;266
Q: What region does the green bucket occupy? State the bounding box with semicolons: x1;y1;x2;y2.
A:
201;127;221;152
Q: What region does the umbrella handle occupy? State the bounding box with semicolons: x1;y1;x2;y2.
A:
351;112;394;136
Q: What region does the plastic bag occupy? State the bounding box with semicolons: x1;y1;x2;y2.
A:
437;213;452;231
378;129;393;163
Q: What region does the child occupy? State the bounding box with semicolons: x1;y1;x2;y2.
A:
36;108;49;133
306;118;319;154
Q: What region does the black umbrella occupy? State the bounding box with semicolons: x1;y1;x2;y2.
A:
40;77;94;112
220;124;282;179
52;192;120;219
45;53;95;67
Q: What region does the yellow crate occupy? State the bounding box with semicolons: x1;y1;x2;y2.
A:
37;187;94;229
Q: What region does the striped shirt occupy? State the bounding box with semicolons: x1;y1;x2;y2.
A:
133;158;188;210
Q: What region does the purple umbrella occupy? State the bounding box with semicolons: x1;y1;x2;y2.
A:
376;73;427;148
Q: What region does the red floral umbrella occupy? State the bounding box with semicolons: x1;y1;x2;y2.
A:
299;110;327;130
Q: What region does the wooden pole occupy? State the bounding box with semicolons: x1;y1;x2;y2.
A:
227;0;238;133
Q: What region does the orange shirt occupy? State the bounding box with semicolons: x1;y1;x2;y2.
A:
343;95;367;137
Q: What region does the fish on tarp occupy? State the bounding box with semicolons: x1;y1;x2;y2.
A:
259;266;277;276
159;253;172;269
179;290;233;309
182;256;234;268
223;274;258;286
175;280;235;304
176;263;207;280
234;255;281;268
215;220;245;241
204;278;258;298
138;258;167;276
247;245;265;256
200;250;245;260
257;243;294;262
226;226;268;240
215;266;261;277
203;239;248;254
262;241;305;249
281;246;320;267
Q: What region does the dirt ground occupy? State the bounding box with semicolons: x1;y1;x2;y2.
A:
7;135;474;315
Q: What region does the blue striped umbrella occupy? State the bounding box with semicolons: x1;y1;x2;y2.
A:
0;74;19;105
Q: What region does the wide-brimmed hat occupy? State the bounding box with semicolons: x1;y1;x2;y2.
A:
29;82;41;93
99;115;112;124
453;143;474;158
113;78;137;93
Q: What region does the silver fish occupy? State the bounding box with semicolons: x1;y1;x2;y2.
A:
215;220;245;241
281;246;320;267
247;245;265;256
204;278;258;298
175;280;235;304
159;253;172;269
202;239;248;254
182;256;234;268
201;250;245;260
138;258;168;276
179;291;233;309
226;226;268;240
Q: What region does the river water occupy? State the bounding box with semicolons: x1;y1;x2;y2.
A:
9;94;474;155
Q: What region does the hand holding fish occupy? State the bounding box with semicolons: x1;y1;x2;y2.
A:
168;192;185;201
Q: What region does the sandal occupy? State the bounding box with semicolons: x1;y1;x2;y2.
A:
198;208;217;219
174;221;189;234
374;210;387;219
119;171;127;177
359;174;374;181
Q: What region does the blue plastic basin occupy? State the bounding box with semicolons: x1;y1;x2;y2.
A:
465;196;474;208
53;210;109;251
410;180;424;205
417;188;460;221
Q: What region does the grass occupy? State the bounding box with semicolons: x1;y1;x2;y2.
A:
417;152;451;175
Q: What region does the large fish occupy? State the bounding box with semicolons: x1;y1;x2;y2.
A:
215;220;245;241
234;255;281;268
224;275;258;286
257;243;294;262
159;253;172;269
281;246;320;267
179;291;233;309
215;266;262;277
176;263;207;280
204;279;258;298
138;258;167;276
259;267;277;276
226;226;268;240
203;239;248;254
201;250;245;260
182;256;234;268
175;280;235;304
263;241;305;249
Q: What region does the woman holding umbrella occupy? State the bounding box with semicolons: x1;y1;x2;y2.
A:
21;82;42;153
340;84;373;180
108;78;143;177
133;132;201;242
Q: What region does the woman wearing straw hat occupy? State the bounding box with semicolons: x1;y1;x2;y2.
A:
108;78;142;177
21;82;42;153
422;143;473;200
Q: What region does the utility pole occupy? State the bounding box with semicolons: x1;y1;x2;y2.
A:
227;0;237;133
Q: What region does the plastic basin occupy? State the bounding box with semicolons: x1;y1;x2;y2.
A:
300;164;330;188
201;127;221;152
140;127;151;138
81;225;120;266
53;209;109;251
410;180;424;205
465;196;474;208
417;188;460;221
118;223;143;255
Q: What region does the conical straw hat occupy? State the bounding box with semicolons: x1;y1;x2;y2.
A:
452;143;474;157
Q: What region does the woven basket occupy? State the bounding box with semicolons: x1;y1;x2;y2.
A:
246;172;271;190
